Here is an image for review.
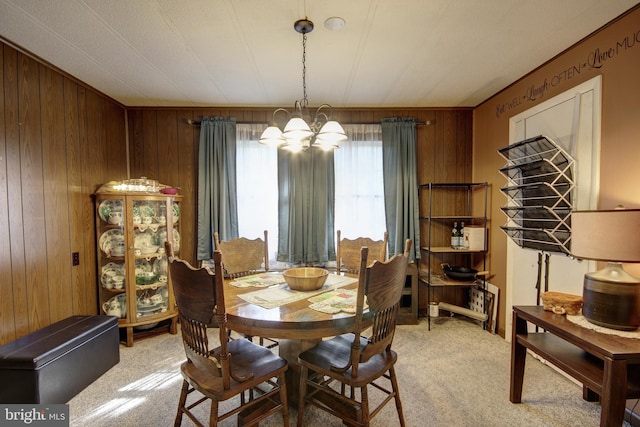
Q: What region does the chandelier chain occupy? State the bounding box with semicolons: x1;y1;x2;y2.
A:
301;32;308;108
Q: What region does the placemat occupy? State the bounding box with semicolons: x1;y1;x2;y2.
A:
230;272;285;288
238;274;358;309
566;314;640;339
308;289;366;314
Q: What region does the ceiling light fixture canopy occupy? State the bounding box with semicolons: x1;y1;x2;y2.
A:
259;18;347;152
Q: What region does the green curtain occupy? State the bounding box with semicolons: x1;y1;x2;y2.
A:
381;118;420;261
277;147;336;264
196;117;238;260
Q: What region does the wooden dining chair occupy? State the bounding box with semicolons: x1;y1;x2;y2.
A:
297;239;412;427
167;245;289;427
213;230;269;278
336;230;389;274
213;230;277;348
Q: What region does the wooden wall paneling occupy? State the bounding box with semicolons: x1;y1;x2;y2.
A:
141;110;159;180
18;53;50;332
63;77;88;315
85;90;108;186
105;100;127;180
416;111;436;185
129;110;145;178
0;40;129;344
176;110;196;264
0;44;18;343
84;91;108;316
156;109;178;186
442;111;459;182
432;110;445;181
77;86;100;316
39;65;73;323
4;46;29;341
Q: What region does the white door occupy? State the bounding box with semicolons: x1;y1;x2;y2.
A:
504;76;601;340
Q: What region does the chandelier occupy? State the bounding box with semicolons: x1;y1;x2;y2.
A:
259;18;347;152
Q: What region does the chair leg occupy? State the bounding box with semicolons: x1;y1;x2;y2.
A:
297;365;309;427
279;372;290;427
360;385;369;426
209;400;219;427
174;379;189;427
389;366;406;427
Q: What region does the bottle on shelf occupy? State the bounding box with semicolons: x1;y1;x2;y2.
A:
459;222;466;249
451;222;458;248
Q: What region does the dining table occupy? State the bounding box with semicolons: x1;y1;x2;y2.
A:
223;271;366;405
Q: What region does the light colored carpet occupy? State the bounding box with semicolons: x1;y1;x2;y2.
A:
68;316;633;426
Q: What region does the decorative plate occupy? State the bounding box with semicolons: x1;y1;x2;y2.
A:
101;262;125;287
98;199;123;223
101;262;124;276
134;229;156;250
99;228;125;256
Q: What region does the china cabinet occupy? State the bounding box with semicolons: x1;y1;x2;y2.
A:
95;180;182;346
418;183;489;330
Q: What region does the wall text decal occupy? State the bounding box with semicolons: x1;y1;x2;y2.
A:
496;27;640;118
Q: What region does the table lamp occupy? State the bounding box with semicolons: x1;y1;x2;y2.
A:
571;208;640;330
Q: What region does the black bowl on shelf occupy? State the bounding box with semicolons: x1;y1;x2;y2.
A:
441;263;478;281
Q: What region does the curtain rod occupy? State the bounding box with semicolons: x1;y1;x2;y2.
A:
186;119;430;126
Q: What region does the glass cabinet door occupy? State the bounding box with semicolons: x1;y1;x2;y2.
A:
97;195;127;321
131;197;171;321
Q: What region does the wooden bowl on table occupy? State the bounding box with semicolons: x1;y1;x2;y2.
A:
283;267;328;291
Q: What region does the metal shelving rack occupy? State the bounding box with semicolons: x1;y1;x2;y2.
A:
418;182;489;330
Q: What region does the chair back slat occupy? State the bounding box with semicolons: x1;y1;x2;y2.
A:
168;247;230;380
214;230;269;278
337;230;388;274
350;239;412;371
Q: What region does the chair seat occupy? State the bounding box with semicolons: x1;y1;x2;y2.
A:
298;334;397;388
181;337;287;401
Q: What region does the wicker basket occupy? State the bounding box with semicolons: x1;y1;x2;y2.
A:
541;291;583;315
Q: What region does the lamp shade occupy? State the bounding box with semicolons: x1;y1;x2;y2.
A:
315;121;348;142
571;209;640;262
259;125;285;146
282;117;314;140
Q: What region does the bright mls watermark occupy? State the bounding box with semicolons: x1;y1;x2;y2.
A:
0;405;68;426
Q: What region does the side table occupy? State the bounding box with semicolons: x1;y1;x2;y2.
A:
510;305;640;427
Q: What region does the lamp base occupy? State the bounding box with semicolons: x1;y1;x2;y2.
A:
582;263;640;331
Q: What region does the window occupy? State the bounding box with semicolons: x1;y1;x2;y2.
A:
236;124;279;261
334;124;386;240
235;123;385;263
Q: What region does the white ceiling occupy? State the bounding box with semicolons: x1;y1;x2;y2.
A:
1;0;638;108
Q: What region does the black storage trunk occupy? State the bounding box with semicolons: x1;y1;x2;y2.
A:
0;315;119;403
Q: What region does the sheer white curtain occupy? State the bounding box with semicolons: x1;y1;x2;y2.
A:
236;124;279;262
334;124;386;240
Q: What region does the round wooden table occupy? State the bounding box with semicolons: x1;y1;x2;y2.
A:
224;275;362;404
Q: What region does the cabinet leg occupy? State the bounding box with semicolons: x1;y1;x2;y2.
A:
601;358;627;427
510;313;527;403
126;327;134;347
169;316;178;334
